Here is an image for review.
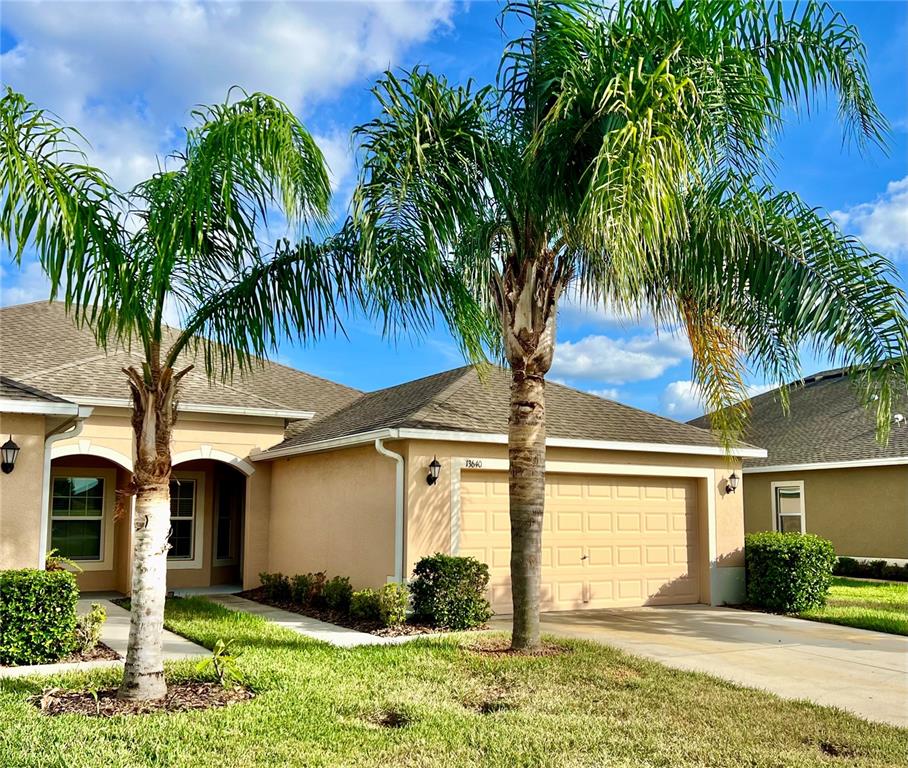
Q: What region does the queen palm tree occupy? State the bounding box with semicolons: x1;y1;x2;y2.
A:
352;0;908;650
0;88;361;700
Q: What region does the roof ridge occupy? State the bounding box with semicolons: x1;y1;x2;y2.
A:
407;366;478;423
0;375;71;403
15;348;133;382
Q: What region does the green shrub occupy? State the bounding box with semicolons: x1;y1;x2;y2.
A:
745;532;836;613
833;556;908;582
350;589;381;621
378;582;409;627
0;569;79;665
410;554;492;629
291;572;326;606
322;576;353;612
74;602;106;653
258;572;290;602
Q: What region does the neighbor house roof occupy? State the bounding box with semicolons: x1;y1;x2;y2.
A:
262;365;764;459
0;375;80;416
0;302;361;420
688;367;908;470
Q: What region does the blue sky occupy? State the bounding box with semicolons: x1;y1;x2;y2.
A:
1;1;906;420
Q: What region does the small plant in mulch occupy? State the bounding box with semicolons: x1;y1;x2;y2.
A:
31;681;254;717
196;638;244;688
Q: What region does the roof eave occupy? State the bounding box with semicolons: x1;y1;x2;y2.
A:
0;399;81;417
252;427;767;461
743;456;908;473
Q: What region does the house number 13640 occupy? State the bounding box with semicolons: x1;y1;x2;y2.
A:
465;459;483;469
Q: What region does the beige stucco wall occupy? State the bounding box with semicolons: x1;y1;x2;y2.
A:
2;404;286;590
266;442;399;589
743;465;908;559
403;439;745;604
0;412;47;569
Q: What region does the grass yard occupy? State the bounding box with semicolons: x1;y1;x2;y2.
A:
1;598;906;768
800;577;908;635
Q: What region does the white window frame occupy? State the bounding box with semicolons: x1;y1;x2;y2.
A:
167;470;205;570
771;480;806;534
48;467;116;571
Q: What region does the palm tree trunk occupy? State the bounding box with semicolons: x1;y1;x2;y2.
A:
508;369;547;650
501;253;560;651
117;365;180;701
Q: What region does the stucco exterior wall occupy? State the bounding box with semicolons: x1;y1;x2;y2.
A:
266;443;398;589
743;465;908;559
0;412;47;569
403;439;745;603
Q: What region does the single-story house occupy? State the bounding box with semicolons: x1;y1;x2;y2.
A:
1;301;764;610
690;367;908;564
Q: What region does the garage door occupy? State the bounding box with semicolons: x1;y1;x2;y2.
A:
459;471;701;613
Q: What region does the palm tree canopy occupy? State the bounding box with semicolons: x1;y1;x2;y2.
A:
353;0;907;445
0;87;358;380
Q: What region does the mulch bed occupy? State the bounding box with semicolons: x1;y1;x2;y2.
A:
238;588;487;637
465;637;568;657
31;681;254;717
1;643;120;669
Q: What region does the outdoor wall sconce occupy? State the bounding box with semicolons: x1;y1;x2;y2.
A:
1;436;20;474
725;471;739;494
426;456;442;486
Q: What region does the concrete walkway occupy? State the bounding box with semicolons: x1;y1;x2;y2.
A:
490;605;908;728
206;594;424;647
0;599;208;679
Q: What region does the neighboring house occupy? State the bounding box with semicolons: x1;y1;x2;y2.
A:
690;367;908;564
1;302;764;610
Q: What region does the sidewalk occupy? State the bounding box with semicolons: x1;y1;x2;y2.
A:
0;599;209;679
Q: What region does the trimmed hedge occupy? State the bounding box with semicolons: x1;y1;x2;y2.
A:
0;569;79;665
349;583;410;627
410;553;492;630
834;557;908;583
745;532;836;613
322;576;353;612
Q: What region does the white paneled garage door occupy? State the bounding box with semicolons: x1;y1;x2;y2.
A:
459;471;701;613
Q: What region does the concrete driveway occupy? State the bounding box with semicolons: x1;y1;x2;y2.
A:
490;606;908;728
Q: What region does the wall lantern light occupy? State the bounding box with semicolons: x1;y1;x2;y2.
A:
725;471;739;495
1;436;20;474
426;456;442;486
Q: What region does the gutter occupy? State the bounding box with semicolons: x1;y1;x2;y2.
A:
374;438;405;583
62;396;314;421
253;427;767;461
38;405;93;568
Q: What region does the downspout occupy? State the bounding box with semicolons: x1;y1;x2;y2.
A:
375;436;405;583
38;406;93;569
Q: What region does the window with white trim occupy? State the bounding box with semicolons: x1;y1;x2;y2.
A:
772;481;805;533
51;476;105;560
168;478;197;560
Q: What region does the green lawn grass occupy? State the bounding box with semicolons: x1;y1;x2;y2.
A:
1;597;905;767
799;577;908;635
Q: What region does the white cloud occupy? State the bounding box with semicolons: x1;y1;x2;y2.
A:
660;380;775;421
552;333;690;384
831;176;908;259
586;387;621;401
0;259;51;306
1;1;453;191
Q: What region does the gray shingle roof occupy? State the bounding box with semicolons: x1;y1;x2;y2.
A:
270;365;738;453
688;368;908;467
0;302;361;418
0;376;74;404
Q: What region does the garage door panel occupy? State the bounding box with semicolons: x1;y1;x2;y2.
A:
460;471;701;613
